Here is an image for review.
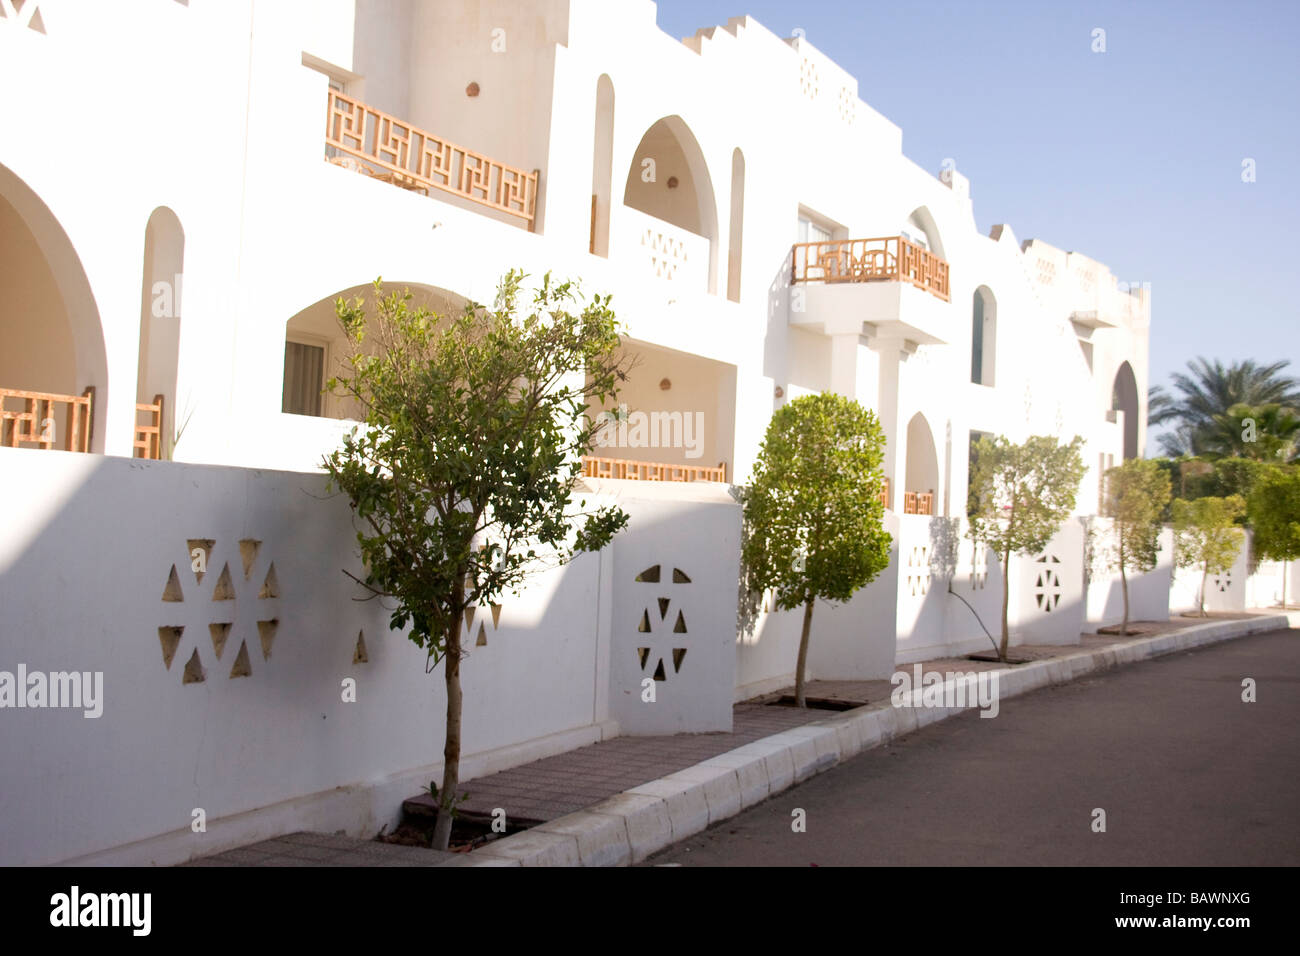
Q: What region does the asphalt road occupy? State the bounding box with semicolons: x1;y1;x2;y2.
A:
648;628;1299;866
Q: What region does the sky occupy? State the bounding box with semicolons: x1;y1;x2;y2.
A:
653;0;1300;451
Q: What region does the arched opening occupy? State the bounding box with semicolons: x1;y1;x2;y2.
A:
902;206;946;261
971;285;996;386
0;162;107;453
622;115;719;294
1111;361;1140;459
135;207;184;458
590;74;614;257
727;148;744;303
281;282;468;421
904;412;939;515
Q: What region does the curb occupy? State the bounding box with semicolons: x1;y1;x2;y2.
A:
463;613;1296;866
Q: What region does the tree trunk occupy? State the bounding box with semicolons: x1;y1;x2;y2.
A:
999;544;1012;661
1199;565;1209;618
795;595;815;708
431;614;464;851
1120;563;1130;636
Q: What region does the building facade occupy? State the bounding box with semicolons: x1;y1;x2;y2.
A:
1;0;1162;864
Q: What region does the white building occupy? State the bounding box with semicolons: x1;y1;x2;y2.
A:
0;0;1161;864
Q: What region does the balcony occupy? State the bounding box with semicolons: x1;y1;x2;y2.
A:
789;237;951;344
1;387;93;453
582;456;726;483
324;91;538;229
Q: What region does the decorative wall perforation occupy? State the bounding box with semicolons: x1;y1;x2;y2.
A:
209;622;231;660
800;57;820;99
155;537;282;684
907;545;931;597
162;566;184;602
633;563;691;682
640;229;690;281
182;649;205;684
158;627;183;670
838;86;856;124
1034;554;1062;612
1214;569;1232;592
0;1;46;33
353;630;369;664
187;539;214;584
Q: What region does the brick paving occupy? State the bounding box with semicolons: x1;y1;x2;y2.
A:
405;701;836;824
181;831;459;867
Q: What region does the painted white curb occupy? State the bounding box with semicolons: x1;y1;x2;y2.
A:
464;613;1296;865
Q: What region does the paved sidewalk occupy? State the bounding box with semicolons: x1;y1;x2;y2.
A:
184;612;1276;866
405;700;841;824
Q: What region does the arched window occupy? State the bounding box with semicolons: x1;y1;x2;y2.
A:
1112;361;1140;459
136;207;185;458
971;286;996;386
727;148;744;302
623;115;719;293
589;74;614;257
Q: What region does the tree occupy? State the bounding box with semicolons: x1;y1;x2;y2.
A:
1170;496;1247;617
968;434;1087;661
1247;466;1300;608
1202;403;1300;462
1100;458;1172;634
1149;358;1300;457
324;271;629;850
741;393;891;707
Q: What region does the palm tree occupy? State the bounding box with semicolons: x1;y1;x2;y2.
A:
1203;403;1300;461
1148;358;1300;457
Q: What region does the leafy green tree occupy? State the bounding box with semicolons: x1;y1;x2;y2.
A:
1171;496;1247;617
968;434;1087;661
741;393;891;707
1100;459;1172;634
1247;466;1300;608
324;271;629;850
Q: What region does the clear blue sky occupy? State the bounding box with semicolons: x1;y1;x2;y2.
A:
654;0;1300;436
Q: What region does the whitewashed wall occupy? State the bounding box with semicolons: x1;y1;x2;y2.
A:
1083;519;1175;631
1170;529;1251;614
1006;521;1087;646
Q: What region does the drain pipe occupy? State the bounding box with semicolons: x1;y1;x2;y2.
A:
946;583;1002;659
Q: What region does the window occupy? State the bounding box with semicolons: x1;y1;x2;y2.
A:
971;287;996;386
797;215;831;246
282;339;326;417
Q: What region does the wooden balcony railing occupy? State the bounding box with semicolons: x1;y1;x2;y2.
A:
880;476;891;509
791;236;950;302
325;90;538;229
1;386;93;453
134;394;164;460
902;491;934;516
582;455;726;483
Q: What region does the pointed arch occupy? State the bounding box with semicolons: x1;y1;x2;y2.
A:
1112;360;1139;459
0;161;108;452
623;115;719;293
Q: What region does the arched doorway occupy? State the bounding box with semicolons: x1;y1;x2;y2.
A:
1112;361;1139;459
905;412;939;515
281;282;468;421
622;115;719;293
0;162;107;452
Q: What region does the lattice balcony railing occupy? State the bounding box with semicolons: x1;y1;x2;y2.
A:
324;90;538;228
134;394;164;460
1;386;93;453
791;236;950;301
902;491;935;516
582;455;726;483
